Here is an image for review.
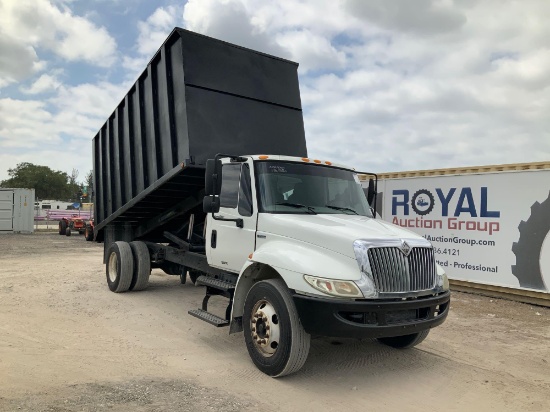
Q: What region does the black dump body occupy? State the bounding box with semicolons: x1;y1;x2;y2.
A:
93;28;307;244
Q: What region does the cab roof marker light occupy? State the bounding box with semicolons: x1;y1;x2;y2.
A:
258;155;269;160
325;161;332;165
313;159;321;163
301;157;310;162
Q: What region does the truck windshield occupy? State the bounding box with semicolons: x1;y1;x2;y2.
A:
255;161;373;217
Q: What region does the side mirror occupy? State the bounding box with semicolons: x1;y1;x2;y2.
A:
203;195;220;214
367;179;376;206
205;159;222;196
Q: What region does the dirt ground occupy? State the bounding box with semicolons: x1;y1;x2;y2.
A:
0;232;549;412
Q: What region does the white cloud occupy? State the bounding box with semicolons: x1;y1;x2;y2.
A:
136;6;180;56
276;30;346;73
122;5;181;75
0;79;130;181
0;34;45;88
183;0;286;57
0;0;117;77
2;0;550;183
181;0;550;172
20;73;63;95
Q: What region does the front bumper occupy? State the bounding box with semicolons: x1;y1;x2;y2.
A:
293;290;450;339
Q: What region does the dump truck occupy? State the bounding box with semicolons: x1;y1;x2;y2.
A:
93;28;450;377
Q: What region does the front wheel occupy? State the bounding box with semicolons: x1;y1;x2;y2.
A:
377;330;430;349
243;279;310;377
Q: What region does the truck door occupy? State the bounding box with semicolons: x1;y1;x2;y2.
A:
207;161;257;272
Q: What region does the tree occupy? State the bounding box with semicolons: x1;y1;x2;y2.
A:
69;168;80;201
84;170;93;202
0;163;72;200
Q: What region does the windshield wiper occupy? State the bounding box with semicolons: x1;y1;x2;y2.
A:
275;202;317;214
325;204;359;215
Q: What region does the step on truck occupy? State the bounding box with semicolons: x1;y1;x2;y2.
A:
92;28;450;377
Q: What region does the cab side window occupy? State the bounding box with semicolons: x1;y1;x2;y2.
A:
238;164;253;217
219;163;254;217
219;164;240;209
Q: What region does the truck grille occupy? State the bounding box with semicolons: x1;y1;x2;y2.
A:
367;247;436;293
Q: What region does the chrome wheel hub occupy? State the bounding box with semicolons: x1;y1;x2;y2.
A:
250;299;280;357
108;252;118;283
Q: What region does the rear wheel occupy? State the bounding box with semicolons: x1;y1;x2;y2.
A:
106;241;134;293
129;241;150;291
59;220;67;235
243;279;310;377
84;226;94;241
377;330;430;349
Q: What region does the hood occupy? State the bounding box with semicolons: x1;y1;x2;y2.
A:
257;213;428;259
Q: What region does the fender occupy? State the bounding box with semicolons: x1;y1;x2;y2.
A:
229;237;362;333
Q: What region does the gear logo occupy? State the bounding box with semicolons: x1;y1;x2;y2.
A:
411;189;435;216
512;191;550;291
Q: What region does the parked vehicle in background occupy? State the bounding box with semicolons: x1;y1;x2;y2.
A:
92;28;450;377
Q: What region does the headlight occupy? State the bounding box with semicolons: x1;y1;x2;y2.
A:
304;275;364;298
436;264;450;291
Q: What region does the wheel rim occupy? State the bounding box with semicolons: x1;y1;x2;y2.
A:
108;252;118;283
250;299;281;357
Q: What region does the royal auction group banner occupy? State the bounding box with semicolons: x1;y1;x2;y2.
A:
371;169;550;293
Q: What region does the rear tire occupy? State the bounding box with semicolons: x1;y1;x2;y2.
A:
59;220;67;235
129;241;150;291
106;241;134;293
377;330;430;349
243;279;310;377
85;226;94;241
189;270;201;285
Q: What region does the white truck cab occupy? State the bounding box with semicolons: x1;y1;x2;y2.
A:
202;154;450;377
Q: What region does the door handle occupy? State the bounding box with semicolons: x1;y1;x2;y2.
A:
211;230;217;248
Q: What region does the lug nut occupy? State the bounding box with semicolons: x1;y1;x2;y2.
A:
262;316;268;322
251;327;256;332
253;334;258;340
265;325;270;331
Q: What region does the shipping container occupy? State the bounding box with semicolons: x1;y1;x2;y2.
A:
367;161;550;301
0;188;35;234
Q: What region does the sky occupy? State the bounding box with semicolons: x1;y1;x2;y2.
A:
1;0;549;183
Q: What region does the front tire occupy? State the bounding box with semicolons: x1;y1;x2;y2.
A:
106;241;134;293
65;227;72;237
377;330;430;349
243;279;310;377
129;241;150;291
